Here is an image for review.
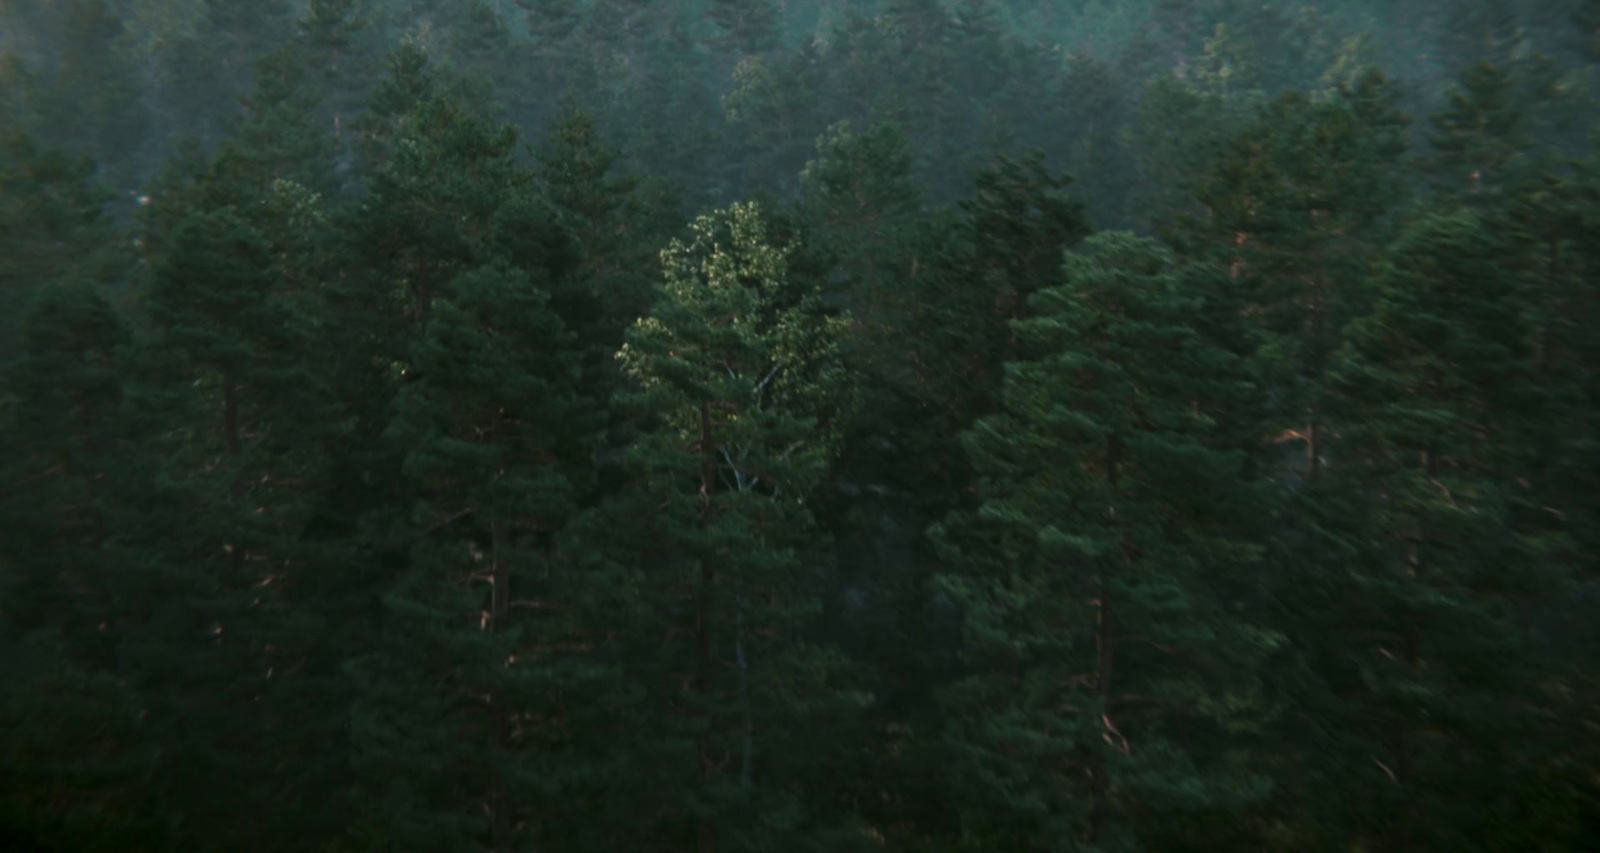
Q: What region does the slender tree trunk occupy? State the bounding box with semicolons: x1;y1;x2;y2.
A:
1307;270;1327;482
223;369;245;503
1087;589;1115;843
80;399;118;671
222;369;247;580
489;519;513;851
1307;414;1321;481
492;521;511;630
1087;434;1122;844
696;400;718;853
415;268;432;325
737;604;753;788
1395;450;1436;788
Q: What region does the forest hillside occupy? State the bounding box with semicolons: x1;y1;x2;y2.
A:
2;1;1599;850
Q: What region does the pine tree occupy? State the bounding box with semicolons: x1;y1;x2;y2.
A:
795;118;924;306
1423;60;1532;208
230;45;346;198
721;41;835;198
603;201;867;852
1577;0;1600;60
930;231;1279;851
348;257;601;851
350;42;439;176
1550;135;1600;602
28;0;152;186
153;0;295;155
1307;210;1574;850
1438;0;1525;75
0;134;117;363
431;0;517;124
616;17;730;209
1148;0;1347;93
1418;55;1580;214
117;204;351;851
1057;50;1141;229
938;0;1066;198
0;283;161;850
781;120;958;844
896;152;1089;502
1125;40;1262;232
534;107;683;384
510;0;586;131
297;0;378;100
1170;70;1412;481
707;0;783;57
345;92;532;330
328;74;642;850
0;282;131;668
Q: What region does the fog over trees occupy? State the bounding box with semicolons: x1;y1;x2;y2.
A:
2;1;1598;850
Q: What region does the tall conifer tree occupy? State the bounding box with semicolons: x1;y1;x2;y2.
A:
1314;210;1576;849
604;201;865;852
931;231;1279;851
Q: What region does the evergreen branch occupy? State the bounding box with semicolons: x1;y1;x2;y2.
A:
509;599;565;613
1101;714;1130;755
405;507;477;545
754;360;783;399
11;463;66;489
1114;634;1181;656
720;445;760;492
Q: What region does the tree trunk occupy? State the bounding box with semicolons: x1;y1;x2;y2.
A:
415;264;432;324
1307;414;1321;481
737;605;752;788
1395;449;1436;789
489;519;515;850
1087;434;1122;844
223;369;245;503
695;400;718;853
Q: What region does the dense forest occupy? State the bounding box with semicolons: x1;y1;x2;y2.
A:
2;0;1599;850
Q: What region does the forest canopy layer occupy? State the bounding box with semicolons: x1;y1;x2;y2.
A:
2;1;1598;851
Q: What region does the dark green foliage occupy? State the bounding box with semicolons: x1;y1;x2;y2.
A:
600;201;867;851
0;280;166;850
1578;0;1600;59
894;153;1090;498
1439;0;1525;73
119;202;353;850
22;0;152;185
931;232;1279;851
0;281;131;674
348;258;600;849
616;18;731;209
350;41;440;174
1149;0;1350;95
1288;210;1579;850
1057;50;1142;229
795;118;924;306
154;0;296;156
1171;71;1413;467
0;134;117;361
1423;60;1534;205
534;107;684;385
298;0;375;84
721;43;837;198
325;58;627;849
230;46;346;198
1419;56;1585;210
708;0;784;56
2;3;1598;851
